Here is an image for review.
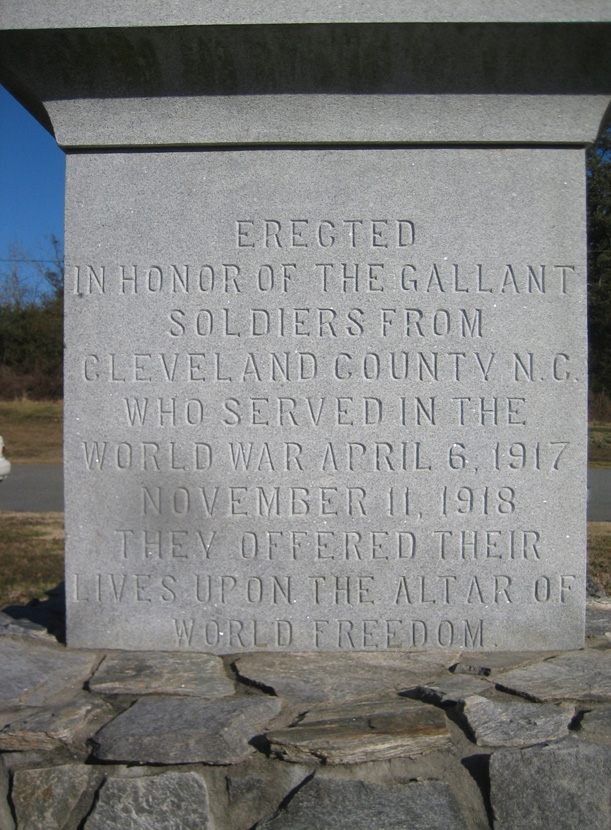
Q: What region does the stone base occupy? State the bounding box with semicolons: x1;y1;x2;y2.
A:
1;599;611;829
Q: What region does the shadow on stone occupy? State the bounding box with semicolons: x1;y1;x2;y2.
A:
231;660;277;697
254;771;316;828
445;703;478;745
2;582;66;643
461;753;493;830
249;733;273;757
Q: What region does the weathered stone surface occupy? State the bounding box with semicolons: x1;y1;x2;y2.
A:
12;764;103;830
0;639;98;707
0;746;79;773
494;650;611;702
586;577;607;599
576;706;611;744
0;0;601;671
0;693;115;753
267;699;451;764
489;740;611;830
2;584;66;643
58;145;587;655
259;777;468;829
0;610;52;640
85;771;210;830
462;695;574;747
4;5;611;31
0;755;15;830
406;675;492;705
452;651;557;677
203;755;313;830
88;651;234;697
586;604;611;638
234;652;458;704
91;696;282;764
2;15;610;149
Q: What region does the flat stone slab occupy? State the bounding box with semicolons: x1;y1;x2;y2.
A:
258;777;468;829
0;756;14;830
576;706;611;745
452;651;558;677
0;610;54;641
12;764;103;830
494;650;611;702
462;695;574;747
489;740;611;830
267;698;450;764
234;652;458;705
586;605;611;638
85;771;211;830
0;693;115;753
0;639;99;707
203;755;312;830
91;696;282;764
406;675;492;705
88;651;234;697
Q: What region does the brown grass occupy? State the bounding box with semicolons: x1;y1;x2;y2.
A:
0;511;64;608
0;399;63;463
589;424;611;468
587;522;611;594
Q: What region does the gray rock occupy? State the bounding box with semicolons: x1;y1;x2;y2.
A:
452;651;557;677
462;695;574;747
259;777;468;829
55;145;587;657
92;696;282;764
203;755;313;830
0;611;53;641
576;706;611;744
489;740;611;829
494;650;611;702
587;576;607;599
85;771;210;830
586;605;611;638
0;755;15;830
0;693;116;753
406;675;492;704
88;651;234;697
0;747;78;774
1;5;599;660
2;18;609;148
1;585;66;643
267;699;451;764
0;639;98;707
12;764;103;830
234;652;458;705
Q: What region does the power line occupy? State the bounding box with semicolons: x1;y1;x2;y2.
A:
0;258;60;264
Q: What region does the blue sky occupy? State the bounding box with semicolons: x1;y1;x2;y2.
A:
0;85;65;278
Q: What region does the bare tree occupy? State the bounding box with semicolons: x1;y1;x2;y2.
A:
0;235;64;308
32;234;64;300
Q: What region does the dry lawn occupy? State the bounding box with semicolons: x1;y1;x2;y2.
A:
0;400;63;463
589;424;611;468
0;512;64;608
587;522;611;594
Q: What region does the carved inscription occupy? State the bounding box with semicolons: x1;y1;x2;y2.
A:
64;151;587;652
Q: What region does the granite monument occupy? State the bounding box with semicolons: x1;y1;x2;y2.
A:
2;2;609;652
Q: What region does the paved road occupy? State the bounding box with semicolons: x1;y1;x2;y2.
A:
2;464;611;519
0;464;64;512
588;468;611;522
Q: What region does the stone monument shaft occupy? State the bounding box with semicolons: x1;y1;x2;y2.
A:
2;3;610;651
